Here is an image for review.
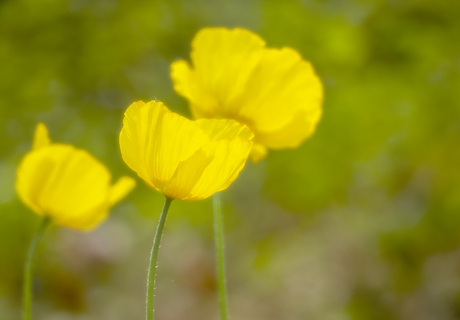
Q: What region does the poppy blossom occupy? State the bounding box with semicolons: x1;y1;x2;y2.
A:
171;27;323;162
16;123;135;230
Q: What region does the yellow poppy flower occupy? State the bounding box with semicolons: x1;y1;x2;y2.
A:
119;100;254;200
16;123;136;231
171;27;323;162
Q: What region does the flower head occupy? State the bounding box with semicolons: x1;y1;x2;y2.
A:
171;27;323;162
16;123;136;231
119;100;253;200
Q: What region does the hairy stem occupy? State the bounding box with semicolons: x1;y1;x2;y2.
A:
146;196;173;320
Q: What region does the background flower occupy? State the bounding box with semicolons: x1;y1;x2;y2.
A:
171;27;323;162
16;123;135;231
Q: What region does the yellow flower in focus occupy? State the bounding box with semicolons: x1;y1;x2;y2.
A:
16;123;136;231
171;27;323;162
119;100;254;200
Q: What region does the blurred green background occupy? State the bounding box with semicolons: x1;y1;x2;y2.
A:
1;0;460;319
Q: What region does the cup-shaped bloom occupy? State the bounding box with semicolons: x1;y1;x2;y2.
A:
171;27;323;162
119;100;254;201
16;124;136;231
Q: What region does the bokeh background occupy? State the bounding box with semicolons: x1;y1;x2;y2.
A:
1;0;460;319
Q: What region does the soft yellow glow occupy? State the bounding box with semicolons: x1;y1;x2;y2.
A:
16;123;136;231
32;123;50;150
171;27;323;162
119;100;253;200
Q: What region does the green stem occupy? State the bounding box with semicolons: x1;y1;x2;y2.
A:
213;193;229;320
22;216;52;320
146;196;173;320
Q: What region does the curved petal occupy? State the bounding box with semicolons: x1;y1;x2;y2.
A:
109;176;136;205
256;107;322;149
171;60;217;118
16;145;112;230
234;47;323;134
162;149;213;200
33;123;51;150
71;176;136;231
172;28;265;118
196;118;254;141
189;137;253;200
119;101;155;187
249;143;267;163
120;100;209;191
170;60;194;100
190;118;254;198
56;202;109;231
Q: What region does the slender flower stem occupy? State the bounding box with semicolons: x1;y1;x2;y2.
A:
22;216;52;320
213;193;229;320
146;196;173;320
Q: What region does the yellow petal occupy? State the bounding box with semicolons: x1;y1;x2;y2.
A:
171;60;217;118
58;202;109;231
119;100;209;191
162;149;213;200
109;176;136;206
257;107;322;149
16;144;112;231
171;28;265;118
33;123;51;150
183;119;254;200
119;101;155;188
196;118;254;141
249;143;267;163
235;48;323;134
190;137;253;200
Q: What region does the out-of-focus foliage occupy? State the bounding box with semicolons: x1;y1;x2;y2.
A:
0;0;459;319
